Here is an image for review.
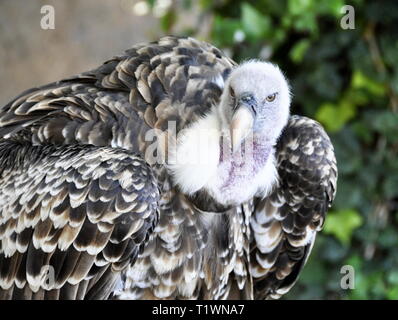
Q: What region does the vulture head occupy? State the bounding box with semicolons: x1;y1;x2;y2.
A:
168;60;291;209
218;60;291;152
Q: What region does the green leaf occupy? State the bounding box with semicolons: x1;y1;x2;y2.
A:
345;254;363;270
391;71;398;95
160;10;177;31
387;286;398;300
324;209;363;245
345;87;369;106
315;101;356;132
212;16;242;46
382;174;398;199
288;0;312;15
325;0;345;17
387;272;398;285
371;111;398;133
290;39;311;63
146;0;156;8
241;3;270;39
199;0;212;9
287;0;318;34
351;70;386;96
352;121;372;144
315;103;341;132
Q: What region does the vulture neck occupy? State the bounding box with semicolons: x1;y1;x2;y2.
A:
169;108;278;208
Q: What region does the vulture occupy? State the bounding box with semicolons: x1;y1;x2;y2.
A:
0;36;337;300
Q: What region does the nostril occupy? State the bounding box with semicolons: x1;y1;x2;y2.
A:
239;94;257;116
251;105;257;116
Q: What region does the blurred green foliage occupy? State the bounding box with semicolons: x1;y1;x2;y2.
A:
149;0;398;299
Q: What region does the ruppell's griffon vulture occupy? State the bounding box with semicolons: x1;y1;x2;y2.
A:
0;36;337;300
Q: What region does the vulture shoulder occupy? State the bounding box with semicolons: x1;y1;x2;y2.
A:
0;36;235;149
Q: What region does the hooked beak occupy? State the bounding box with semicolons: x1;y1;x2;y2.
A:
230;105;255;153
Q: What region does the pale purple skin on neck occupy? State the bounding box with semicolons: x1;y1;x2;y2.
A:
218;135;271;191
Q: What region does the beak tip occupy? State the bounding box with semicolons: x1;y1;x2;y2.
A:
229;106;255;153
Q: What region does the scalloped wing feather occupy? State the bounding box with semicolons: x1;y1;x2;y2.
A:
0;141;159;299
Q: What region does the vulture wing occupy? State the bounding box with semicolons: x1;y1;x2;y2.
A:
249;115;337;299
0;140;159;299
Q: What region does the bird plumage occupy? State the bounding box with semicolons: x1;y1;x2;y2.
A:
0;141;159;299
0;36;337;299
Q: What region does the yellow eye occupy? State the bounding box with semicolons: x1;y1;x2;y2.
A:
265;93;277;102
